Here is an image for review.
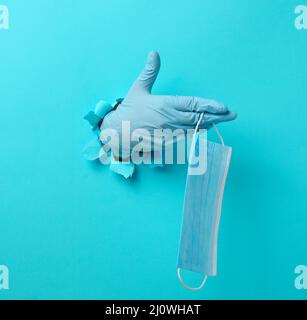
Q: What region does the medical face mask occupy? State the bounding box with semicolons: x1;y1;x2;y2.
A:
177;114;232;290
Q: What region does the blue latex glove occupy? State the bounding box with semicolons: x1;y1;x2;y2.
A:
101;51;237;156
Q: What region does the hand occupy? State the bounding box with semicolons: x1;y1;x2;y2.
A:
100;51;237;155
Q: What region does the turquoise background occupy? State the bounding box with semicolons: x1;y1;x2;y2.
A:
0;0;306;299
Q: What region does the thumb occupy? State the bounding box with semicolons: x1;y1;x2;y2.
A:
129;51;161;94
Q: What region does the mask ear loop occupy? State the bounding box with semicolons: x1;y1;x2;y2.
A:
212;123;225;146
188;113;204;165
194;113;225;146
177;268;208;291
177;113;225;291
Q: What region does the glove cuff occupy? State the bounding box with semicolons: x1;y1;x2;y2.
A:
84;98;124;130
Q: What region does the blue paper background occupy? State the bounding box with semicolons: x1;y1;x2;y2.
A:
0;0;306;299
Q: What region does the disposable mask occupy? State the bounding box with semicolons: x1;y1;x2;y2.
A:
177;114;232;290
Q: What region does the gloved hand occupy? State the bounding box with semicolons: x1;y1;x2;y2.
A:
100;51;237;156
